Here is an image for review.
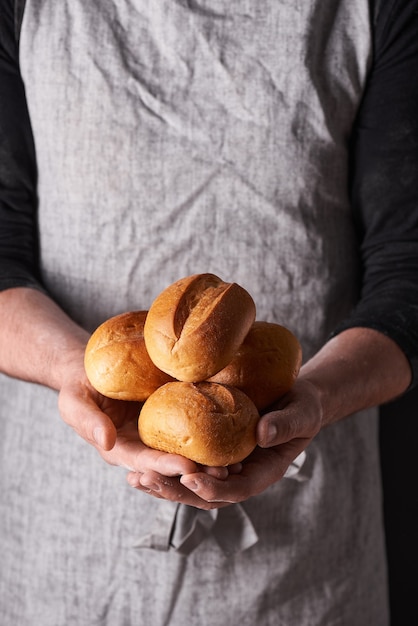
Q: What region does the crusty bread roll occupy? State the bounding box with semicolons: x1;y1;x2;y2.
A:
84;310;174;401
138;381;260;466
209;321;302;410
143;273;256;382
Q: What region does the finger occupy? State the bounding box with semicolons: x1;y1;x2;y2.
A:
199;465;229;479
257;405;303;448
180;472;253;504
126;470;229;510
99;421;198;475
196;462;243;480
227;462;243;475
257;404;321;448
180;447;290;503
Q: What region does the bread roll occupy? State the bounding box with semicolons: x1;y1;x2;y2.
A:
209;321;302;410
143;274;256;382
84;310;174;401
138;381;260;466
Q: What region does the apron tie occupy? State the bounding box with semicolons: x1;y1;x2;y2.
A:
133;451;308;555
133;502;258;556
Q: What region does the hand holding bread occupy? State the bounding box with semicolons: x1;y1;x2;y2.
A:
84;273;302;466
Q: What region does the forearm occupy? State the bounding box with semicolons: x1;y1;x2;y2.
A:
0;286;89;390
300;326;412;427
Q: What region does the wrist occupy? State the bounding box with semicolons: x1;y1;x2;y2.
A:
0;287;90;390
299;327;412;426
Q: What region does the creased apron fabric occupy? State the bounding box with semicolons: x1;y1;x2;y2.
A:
133;451;307;555
0;1;389;625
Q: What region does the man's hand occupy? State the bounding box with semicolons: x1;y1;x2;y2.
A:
127;327;412;509
147;377;322;508
58;366;200;478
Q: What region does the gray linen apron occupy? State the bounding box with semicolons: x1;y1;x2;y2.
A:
0;1;389;624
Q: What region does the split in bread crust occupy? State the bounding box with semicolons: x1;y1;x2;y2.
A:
143;273;256;382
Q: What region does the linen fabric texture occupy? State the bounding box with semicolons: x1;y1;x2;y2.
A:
0;1;388;624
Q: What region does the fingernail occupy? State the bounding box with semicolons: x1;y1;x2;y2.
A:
182;479;199;491
265;423;277;445
141;480;161;493
93;426;105;448
126;473;140;488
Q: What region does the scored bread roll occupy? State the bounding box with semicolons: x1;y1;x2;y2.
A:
209;321;302;410
84;310;174;401
138;381;260;466
143;273;256;382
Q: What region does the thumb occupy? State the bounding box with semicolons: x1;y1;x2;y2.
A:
257;413;279;448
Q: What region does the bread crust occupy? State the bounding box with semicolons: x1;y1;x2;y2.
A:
84;281;301;467
84;310;173;401
138;381;260;466
143;274;256;382
209;321;302;410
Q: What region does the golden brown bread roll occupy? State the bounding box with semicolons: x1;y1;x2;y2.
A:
84;310;174;401
143;273;256;382
138;381;260;466
208;321;302;410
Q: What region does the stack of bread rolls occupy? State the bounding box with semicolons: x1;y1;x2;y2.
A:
84;273;302;466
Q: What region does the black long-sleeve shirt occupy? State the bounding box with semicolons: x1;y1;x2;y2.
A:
1;0;418;384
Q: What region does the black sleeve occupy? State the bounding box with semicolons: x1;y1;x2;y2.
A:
334;0;418;387
0;0;44;291
2;0;418;383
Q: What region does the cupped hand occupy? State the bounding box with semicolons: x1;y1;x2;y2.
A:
58;353;323;510
128;378;324;509
57;359;198;478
